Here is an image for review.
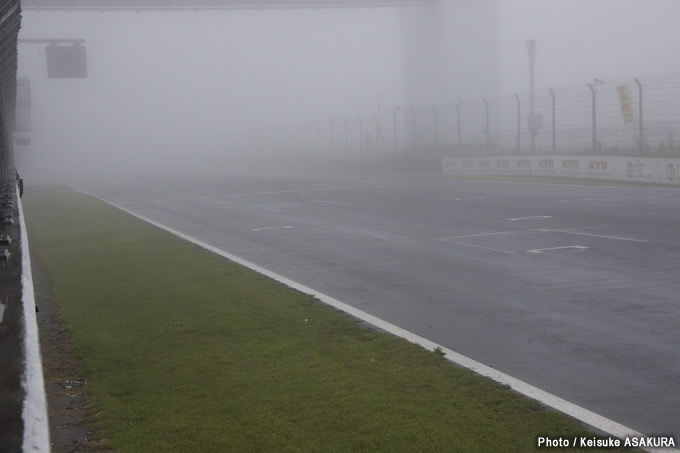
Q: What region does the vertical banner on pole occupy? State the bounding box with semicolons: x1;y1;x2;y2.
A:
617;83;635;124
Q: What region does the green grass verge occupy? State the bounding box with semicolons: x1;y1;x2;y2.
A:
24;187;632;452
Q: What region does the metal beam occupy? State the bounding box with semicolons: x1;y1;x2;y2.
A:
22;0;431;11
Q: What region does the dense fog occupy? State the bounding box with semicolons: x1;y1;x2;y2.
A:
15;0;680;183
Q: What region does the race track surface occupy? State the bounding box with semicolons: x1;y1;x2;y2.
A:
84;171;680;436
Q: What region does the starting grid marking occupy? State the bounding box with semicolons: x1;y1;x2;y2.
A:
251;226;293;232
436;225;647;255
527;246;589;254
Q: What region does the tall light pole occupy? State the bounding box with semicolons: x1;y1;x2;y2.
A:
527;39;537;153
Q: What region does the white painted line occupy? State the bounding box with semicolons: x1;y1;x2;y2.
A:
527;246;589;254
554;229;648;243
251;226;293;232
508;216;553;221
437;228;542;240
442;240;517;255
18;187;51;453
0;302;5;323
440;227;647;244
72;187;674;453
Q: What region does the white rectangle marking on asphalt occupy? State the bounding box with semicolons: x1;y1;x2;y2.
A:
251;226;293;232
508;216;553;221
554;229;647;243
443;240;517;255
527;246;589;254
437;228;543;240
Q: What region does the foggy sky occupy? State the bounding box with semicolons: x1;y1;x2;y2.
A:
16;1;680;181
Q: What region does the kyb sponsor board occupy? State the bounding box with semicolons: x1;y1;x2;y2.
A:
442;155;680;185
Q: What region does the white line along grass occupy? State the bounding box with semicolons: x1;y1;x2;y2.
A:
73;187;677;453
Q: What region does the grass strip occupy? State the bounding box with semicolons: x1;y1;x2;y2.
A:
24;187;631;452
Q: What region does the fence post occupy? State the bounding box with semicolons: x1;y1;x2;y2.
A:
373;113;380;154
392;107;399;155
329;117;335;155
455;101;462;146
514;94;521;153
344;118;348;156
588;82;598;152
635;77;644;154
432;105;439;149
549;88;556;153
483;98;490;153
357;115;363;154
411;107;417;148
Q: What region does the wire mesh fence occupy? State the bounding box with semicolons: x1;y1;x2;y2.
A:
255;72;680;159
403;73;680;157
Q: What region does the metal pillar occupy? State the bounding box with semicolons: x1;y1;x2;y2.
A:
483;98;490;153
635;78;644;154
514;94;521;153
549;88;556;153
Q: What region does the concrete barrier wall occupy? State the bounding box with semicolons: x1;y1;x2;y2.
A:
442;155;680;185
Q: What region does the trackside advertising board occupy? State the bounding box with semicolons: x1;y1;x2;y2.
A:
442;155;680;185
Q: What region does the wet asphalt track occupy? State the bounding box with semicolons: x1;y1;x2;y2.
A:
86;172;680;436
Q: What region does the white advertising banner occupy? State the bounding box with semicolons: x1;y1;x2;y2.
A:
442;155;680;185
